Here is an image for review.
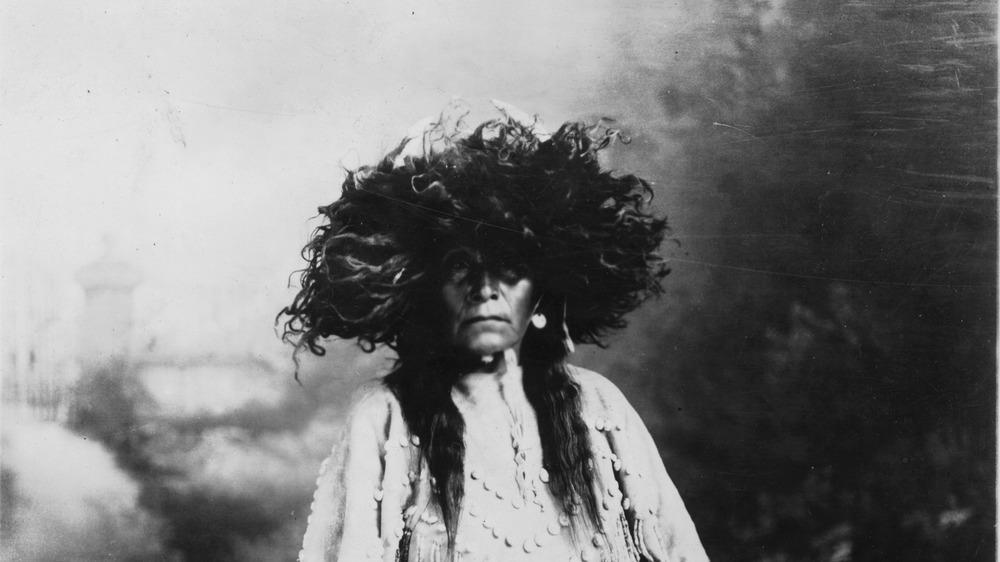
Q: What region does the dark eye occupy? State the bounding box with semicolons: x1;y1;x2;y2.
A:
496;260;528;282
444;256;472;284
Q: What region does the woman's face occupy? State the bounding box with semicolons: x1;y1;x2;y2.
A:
439;246;535;357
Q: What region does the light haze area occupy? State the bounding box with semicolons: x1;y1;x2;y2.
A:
2;0;703;362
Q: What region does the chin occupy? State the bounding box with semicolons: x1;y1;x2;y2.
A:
459;336;514;357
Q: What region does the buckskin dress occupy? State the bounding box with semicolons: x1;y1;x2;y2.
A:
299;365;708;562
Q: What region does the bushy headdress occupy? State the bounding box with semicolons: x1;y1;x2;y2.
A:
280;102;669;358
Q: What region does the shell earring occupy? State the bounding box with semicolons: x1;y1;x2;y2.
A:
530;313;547;329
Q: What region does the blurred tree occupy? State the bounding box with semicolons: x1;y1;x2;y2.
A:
644;0;996;560
63;348;375;561
66;359;157;475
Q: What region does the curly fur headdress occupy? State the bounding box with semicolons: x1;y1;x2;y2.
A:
280;103;669;358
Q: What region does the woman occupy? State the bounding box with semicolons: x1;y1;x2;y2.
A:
281;105;708;562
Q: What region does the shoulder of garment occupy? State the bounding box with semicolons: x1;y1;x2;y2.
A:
299;380;418;562
567;365;711;562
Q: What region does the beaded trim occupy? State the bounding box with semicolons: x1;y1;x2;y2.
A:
357;379;654;561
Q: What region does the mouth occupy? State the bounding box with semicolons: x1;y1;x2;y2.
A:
462;315;509;326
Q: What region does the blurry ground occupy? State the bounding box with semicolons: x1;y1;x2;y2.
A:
0;341;390;560
1;413;169;561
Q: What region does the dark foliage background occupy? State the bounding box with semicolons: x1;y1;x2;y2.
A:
585;1;996;560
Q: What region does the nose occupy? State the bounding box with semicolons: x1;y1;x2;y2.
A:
468;271;500;303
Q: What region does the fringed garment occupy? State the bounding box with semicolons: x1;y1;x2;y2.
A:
299;366;708;562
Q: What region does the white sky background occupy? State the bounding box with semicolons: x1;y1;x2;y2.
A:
2;0;707;361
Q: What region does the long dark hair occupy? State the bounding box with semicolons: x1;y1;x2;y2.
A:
279;112;669;546
381;291;601;546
